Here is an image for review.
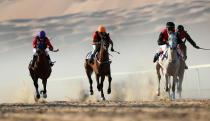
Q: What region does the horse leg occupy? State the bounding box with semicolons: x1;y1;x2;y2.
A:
33;77;40;101
107;75;112;94
100;75;106;100
85;63;94;95
156;63;161;96
178;75;183;99
165;75;169;92
41;79;47;98
96;74;101;91
171;76;177;101
165;75;171;99
178;60;185;100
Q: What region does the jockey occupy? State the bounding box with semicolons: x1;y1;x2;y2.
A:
31;30;54;67
177;25;200;49
88;26;114;64
153;22;176;63
176;25;200;69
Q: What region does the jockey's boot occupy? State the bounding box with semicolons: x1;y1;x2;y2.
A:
31;55;37;67
46;55;54;67
153;52;161;63
88;54;94;64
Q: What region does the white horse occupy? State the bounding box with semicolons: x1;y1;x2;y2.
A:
176;43;186;99
155;32;181;100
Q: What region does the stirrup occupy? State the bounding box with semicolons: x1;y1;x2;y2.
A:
50;61;56;67
88;56;94;64
185;65;188;69
153;55;159;63
50;63;54;67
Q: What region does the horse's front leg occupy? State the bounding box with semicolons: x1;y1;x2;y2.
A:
107;74;112;94
165;75;169;92
156;63;161;96
165;75;171;99
177;75;183;99
85;63;94;95
41;79;47;98
100;75;106;100
96;74;101;91
171;76;177;101
33;77;40;101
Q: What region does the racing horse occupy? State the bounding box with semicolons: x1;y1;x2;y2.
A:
28;44;57;102
84;33;112;100
177;42;187;99
155;32;181;100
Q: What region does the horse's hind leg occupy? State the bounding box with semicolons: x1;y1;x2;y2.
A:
84;62;94;95
41;79;47;98
100;75;106;100
107;74;112;94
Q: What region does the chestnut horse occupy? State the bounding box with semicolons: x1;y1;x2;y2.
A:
84;33;112;100
28;47;51;102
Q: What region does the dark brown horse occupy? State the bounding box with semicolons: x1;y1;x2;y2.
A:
84;34;112;100
28;47;51;102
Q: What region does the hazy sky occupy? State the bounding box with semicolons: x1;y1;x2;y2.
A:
0;0;210;103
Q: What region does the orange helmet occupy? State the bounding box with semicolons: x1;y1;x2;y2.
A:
98;26;106;33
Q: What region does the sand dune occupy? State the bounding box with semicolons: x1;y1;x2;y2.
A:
0;0;210;104
0;0;210;53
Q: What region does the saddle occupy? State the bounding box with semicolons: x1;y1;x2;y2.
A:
158;48;182;63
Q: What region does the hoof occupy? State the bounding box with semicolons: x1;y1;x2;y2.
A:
90;90;94;95
43;94;47;98
34;94;40;102
107;88;111;94
97;85;101;91
171;93;175;101
156;90;160;96
166;87;169;92
36;94;40;99
40;90;47;98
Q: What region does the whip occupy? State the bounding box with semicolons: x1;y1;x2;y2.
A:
50;49;59;52
199;47;210;50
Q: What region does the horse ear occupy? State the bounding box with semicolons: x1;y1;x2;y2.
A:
107;33;109;36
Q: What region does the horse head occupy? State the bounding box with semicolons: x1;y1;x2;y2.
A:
35;42;49;66
100;33;110;52
179;43;187;60
36;41;47;57
167;33;178;62
97;32;110;62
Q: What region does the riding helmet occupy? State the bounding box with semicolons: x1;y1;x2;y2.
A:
98;26;106;33
39;30;46;38
177;25;184;32
166;22;175;28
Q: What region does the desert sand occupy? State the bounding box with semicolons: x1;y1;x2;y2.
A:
0;100;210;121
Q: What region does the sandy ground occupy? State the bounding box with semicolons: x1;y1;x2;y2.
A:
0;100;210;121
